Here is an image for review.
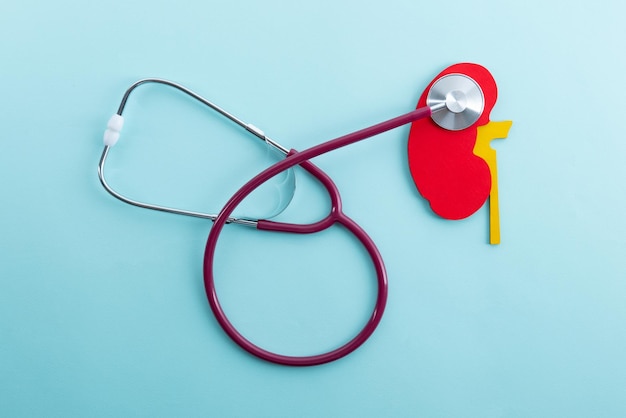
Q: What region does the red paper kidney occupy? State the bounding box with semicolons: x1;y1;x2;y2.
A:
407;63;501;221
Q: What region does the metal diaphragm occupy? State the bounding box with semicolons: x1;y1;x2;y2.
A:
426;74;484;131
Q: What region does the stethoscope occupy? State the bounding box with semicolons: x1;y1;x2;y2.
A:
98;71;485;366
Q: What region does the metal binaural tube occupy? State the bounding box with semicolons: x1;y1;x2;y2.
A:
99;78;296;224
117;78;289;155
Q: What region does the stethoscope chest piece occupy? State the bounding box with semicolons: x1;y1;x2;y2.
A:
426;73;484;131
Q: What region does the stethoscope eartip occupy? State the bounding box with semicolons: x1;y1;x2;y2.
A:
427;74;484;131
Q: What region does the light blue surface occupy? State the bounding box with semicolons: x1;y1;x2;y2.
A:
2;1;626;416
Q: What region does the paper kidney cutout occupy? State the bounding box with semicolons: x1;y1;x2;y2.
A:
407;63;512;244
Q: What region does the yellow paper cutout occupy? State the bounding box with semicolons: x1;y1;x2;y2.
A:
474;120;513;245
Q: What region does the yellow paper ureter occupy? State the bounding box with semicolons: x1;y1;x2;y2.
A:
474;121;513;245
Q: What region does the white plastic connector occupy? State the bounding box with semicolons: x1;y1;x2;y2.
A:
103;114;125;146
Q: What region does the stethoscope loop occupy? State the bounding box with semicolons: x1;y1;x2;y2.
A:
204;154;388;366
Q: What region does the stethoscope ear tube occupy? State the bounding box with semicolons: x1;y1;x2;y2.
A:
98;78;290;226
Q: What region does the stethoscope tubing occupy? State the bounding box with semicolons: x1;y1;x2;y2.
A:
102;71;490;366
204;106;432;366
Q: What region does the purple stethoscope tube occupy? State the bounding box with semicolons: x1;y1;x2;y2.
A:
99;77;467;367
204;107;432;366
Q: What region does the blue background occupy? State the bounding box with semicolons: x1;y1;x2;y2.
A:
2;1;625;417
